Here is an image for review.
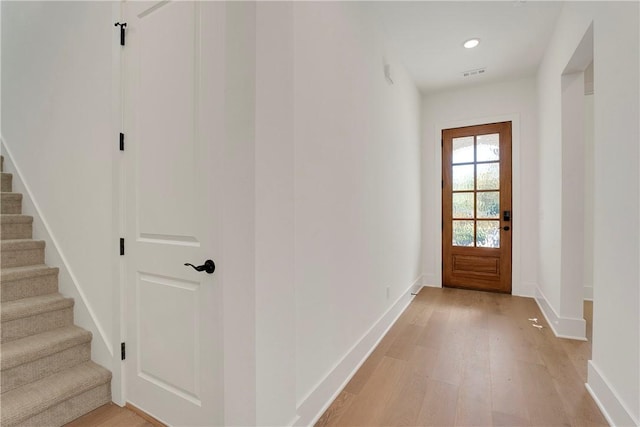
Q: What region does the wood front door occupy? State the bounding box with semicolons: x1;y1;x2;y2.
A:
442;122;512;293
122;2;224;425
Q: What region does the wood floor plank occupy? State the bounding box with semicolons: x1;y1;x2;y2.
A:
65;403;155;427
65;403;117;427
314;390;356;427
518;361;572;427
316;288;607;427
385;323;422;361
455;350;493;426
416;309;451;350
334;356;407;426
407;343;439;378
379;371;428;426
415;379;459;426
343;325;399;394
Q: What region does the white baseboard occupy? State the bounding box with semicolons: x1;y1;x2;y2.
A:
584;285;593;301
587;361;639;427
422;282;442;288
294;276;423;427
534;286;587;341
0;139;114;364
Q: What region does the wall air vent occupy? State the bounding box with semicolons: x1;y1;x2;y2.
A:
462;67;487;78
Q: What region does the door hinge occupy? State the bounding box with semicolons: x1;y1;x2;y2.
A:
119;133;125;151
441;139;443;147
120;238;125;256
114;22;127;46
442;179;444;189
121;342;126;360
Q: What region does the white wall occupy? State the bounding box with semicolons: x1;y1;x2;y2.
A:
291;2;422;423
2;3;422;426
222;3;258;425
421;77;539;296
560;71;586;330
1;0;117;387
255;2;296;426
584;93;594;301
538;2;639;425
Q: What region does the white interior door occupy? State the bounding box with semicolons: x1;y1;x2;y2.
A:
123;2;224;425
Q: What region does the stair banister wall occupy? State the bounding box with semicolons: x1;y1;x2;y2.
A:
1;138;116;392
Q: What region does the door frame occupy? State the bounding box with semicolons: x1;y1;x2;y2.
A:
111;0;125;406
432;114;526;296
442;121;513;293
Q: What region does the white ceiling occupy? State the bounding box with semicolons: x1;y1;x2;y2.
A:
360;1;564;93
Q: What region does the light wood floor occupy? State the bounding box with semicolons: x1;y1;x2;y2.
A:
316;287;606;427
65;403;159;427
65;287;605;427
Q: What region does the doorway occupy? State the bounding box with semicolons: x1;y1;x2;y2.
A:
442;121;513;293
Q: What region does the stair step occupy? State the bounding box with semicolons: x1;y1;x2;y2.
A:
1;239;45;268
1;294;74;343
1;172;13;192
1;265;60;302
0;361;111;427
1;326;92;393
1;215;33;240
1;193;23;214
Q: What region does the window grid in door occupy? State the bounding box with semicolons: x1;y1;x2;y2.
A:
451;133;501;248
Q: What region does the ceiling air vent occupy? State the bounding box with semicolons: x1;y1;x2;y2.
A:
462;67;486;78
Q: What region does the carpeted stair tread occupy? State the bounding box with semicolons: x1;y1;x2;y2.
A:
1;239;45;251
0;156;112;423
1;215;34;240
1;193;23;214
0;215;33;224
1;265;60;302
0;361;112;427
0;264;58;282
1;325;91;370
1;172;13;192
1;239;46;268
1;293;74;322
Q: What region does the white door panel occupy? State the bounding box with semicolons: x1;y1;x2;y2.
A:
123;2;224;425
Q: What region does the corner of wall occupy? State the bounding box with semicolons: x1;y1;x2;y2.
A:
516;281;537;298
293;276;423;427
534;285;586;340
586;360;640;427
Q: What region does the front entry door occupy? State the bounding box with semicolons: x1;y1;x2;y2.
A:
442;122;512;293
123;2;224;425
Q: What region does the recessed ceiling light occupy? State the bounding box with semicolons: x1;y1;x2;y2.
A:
463;39;480;49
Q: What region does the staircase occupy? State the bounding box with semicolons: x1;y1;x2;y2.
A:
1;155;112;426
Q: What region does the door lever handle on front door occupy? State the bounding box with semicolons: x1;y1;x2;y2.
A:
184;259;216;274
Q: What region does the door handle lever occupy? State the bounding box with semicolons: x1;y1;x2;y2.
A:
184;259;216;274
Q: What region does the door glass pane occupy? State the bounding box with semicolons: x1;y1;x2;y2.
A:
453;221;474;247
477;134;499;162
477;163;499;190
477;221;500;248
477;191;500;218
453;165;474;191
452;193;474;218
452;136;474;164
